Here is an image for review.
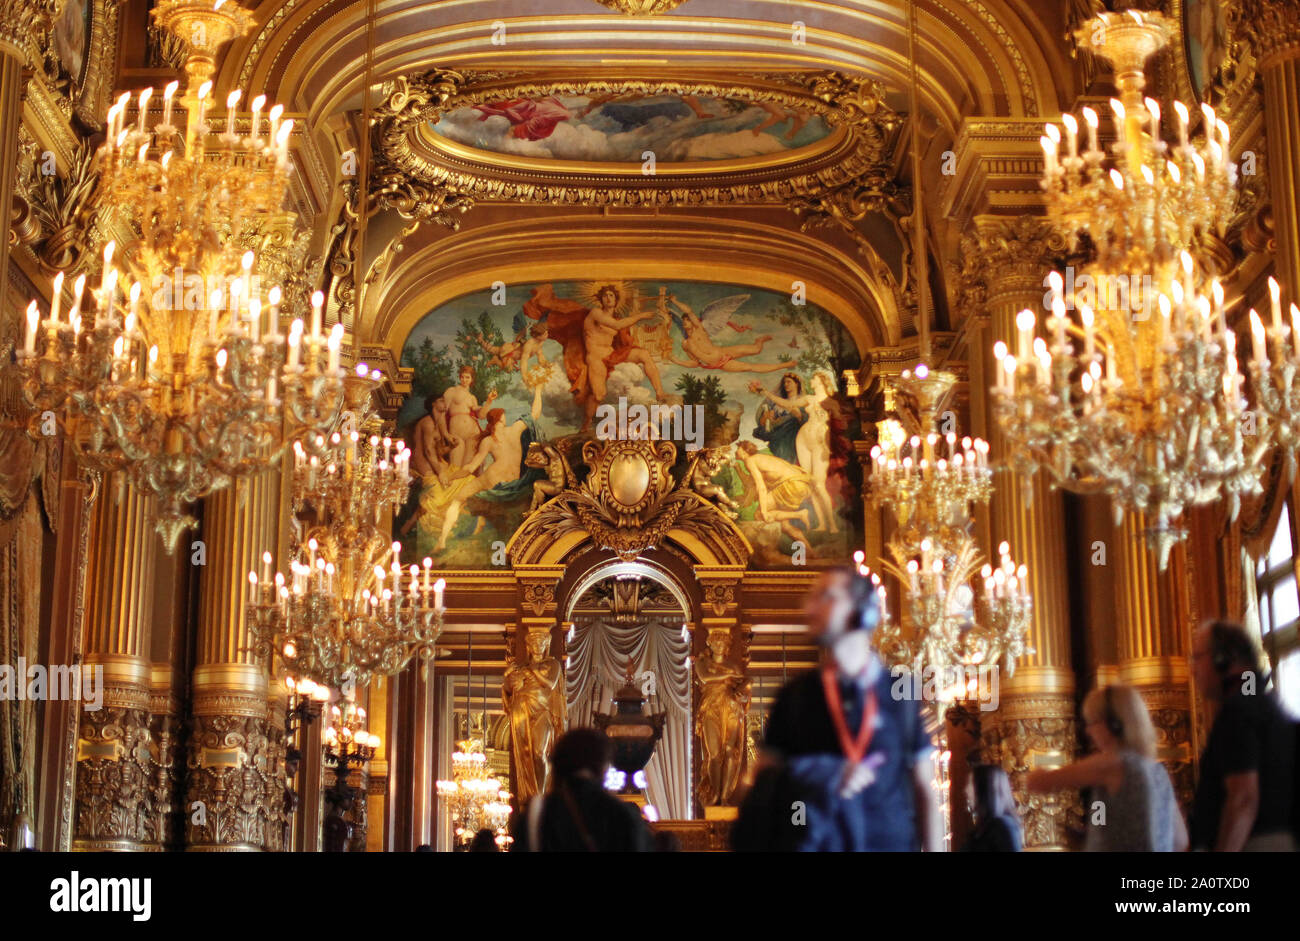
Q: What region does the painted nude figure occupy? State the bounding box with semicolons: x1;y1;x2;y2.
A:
439;364;498;469
435;388;543;551
666;294;796;373
734;440;813;543
582;284;668;427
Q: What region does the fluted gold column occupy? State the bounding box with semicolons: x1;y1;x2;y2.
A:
0;4;29;326
962;217;1077;849
185;475;278;851
1114;512;1195;807
1231;1;1300;293
72;478;156;851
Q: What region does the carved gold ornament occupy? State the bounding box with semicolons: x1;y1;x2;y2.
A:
371;70;901;249
515;438;727;563
590;0;691;14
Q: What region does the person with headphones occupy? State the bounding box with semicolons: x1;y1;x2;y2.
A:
1189;620;1297;851
736;566;942;851
1027;683;1187;851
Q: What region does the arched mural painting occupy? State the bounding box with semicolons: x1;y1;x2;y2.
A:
394;280;863;569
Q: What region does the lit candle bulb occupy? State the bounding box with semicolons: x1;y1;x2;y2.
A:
434;577;445;611
1061;113;1078;159
24;301;38;354
1082;105;1099;153
1173;100;1189;149
328;323;343;372
288;320;303;368
1144;97;1160;135
1250;309;1267;365
1269;277;1283;334
162;80;178;129
49;271;64;324
196;81;212;129
249;94;265;141
1015;308;1035;360
1040;129;1058;177
136;87;152;134
1290;304;1300;359
225;89;241;137
268;103;283;148
267;286;282;340
310;290;323;341
69;274;86;323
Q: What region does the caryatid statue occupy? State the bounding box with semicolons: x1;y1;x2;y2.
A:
694;627;751;807
502;627;566;803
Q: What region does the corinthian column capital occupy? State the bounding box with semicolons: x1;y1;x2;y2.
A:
956;215;1068;316
1228;0;1300;69
0;0;61;61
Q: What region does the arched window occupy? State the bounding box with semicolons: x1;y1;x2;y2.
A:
1255;500;1300;717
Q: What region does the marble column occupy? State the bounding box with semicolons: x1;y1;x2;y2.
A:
961;216;1078;849
185;475;279;851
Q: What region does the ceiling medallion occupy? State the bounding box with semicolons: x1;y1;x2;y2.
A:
370;70;902;249
591;0;690;12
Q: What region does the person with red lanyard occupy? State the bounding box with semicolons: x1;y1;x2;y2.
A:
741;566;942;851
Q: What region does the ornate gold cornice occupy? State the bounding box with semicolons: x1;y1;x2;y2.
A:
1227;0;1300;70
0;0;59;64
954;215;1070;320
591;0;689;12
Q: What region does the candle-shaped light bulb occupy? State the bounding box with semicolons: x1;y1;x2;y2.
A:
1082;105;1099;152
1250;309;1267;365
1015;308;1035;358
136;87;152;134
1061;112;1078;157
310;290;323;340
328;323;343;372
162;80;178;128
1269;277;1283;333
1173;100;1189;148
24;301;38;354
225;89;241;137
1144;96;1160;131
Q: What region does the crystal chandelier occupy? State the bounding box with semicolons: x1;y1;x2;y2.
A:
324;694;381;762
994;8;1271;569
14;0;345;548
1247;278;1300;484
867;365;1033;677
436;739;513;849
1042;10;1235;269
246;372;446;690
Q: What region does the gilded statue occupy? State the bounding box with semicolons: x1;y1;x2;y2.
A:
694;628;750;807
502;628;566;803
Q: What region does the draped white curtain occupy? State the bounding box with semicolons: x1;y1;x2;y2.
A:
565;619;692;820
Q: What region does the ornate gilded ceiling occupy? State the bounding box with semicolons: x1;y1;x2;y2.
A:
187;1;1084;372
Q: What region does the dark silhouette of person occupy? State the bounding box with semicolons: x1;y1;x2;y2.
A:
510;728;653;852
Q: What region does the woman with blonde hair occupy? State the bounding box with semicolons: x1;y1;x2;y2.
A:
1027;684;1188;851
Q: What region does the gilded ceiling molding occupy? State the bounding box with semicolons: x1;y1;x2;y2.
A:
590;0;689;12
370;69;903;279
0;0;61;63
364;213;898;361
1225;0;1300;69
226;0;1064;133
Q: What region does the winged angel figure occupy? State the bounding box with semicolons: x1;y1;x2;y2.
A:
665;293;797;373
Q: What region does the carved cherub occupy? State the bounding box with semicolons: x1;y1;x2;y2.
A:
687;447;740;517
525;439;576;512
